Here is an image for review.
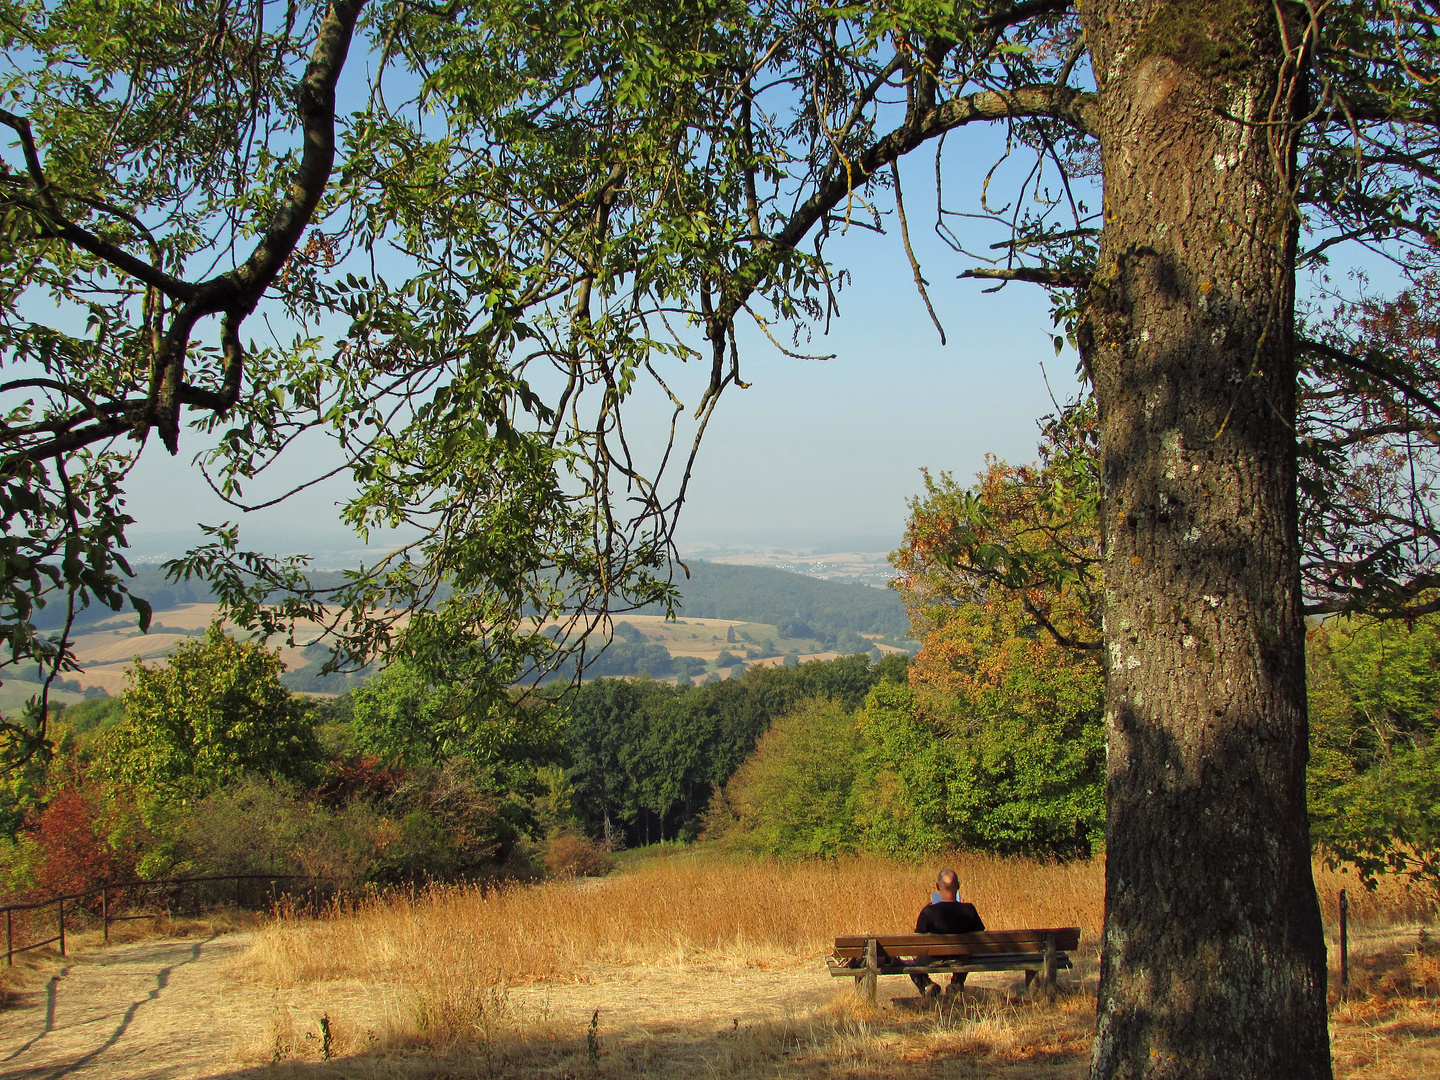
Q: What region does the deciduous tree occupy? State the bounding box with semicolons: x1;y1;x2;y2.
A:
11;2;1440;1073
102;624;316;797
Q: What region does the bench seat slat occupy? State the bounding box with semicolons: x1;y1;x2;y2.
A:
832;927;1080;959
827;954;1074;977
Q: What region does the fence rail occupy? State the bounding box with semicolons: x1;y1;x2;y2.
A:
1;874;328;965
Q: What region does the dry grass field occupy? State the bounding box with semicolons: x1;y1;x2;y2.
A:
53;604;868;696
231;851;1438;1079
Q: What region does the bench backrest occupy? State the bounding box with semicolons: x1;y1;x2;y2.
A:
833;927;1081;958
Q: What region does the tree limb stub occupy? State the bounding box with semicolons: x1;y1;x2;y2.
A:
960;266;1090;289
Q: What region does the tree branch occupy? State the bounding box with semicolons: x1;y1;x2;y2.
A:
1297;337;1440;420
203;0;366;307
726;84;1096;318
978;0;1074;32
1022;596;1103;651
960;265;1090;288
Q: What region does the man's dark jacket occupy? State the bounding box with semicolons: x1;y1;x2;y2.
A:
915;901;985;935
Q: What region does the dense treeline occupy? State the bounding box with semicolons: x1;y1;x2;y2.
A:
558;654;908;846
6;476;1436;901
0;635;914;899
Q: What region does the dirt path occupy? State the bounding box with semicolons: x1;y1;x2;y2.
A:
0;934;266;1080
0;933;887;1079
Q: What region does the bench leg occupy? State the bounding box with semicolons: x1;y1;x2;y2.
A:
1024;969;1037;990
949;971;968;991
858;938;878;1007
1043;932;1058;987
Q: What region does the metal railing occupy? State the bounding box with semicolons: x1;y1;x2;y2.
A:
0;874;328;965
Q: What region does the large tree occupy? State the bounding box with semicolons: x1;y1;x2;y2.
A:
8;2;1440;1075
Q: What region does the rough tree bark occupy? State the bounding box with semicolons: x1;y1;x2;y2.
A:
1077;3;1331;1078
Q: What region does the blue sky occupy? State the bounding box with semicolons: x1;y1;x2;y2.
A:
121;138;1087;567
123;229;1079;565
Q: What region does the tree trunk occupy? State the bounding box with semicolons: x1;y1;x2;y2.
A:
1077;4;1331;1077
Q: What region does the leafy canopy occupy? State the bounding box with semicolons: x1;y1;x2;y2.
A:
99;623;317;798
5;2;1440;792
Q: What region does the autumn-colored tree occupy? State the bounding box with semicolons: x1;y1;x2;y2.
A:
888;404;1104;858
17;770;147;904
892;399;1100;699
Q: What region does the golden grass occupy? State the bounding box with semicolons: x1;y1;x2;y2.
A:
1315;862;1438;927
1330;926;1440;1079
237;850;1439;1079
245;849;1104;989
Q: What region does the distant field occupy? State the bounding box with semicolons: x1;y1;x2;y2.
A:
44;603;903;699
697;548;896;586
54;603;327;697
0;680;90;713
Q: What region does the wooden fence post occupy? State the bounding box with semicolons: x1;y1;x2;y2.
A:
57;897;64;957
102;887;109;945
1340;888;1350;989
6;908;11;966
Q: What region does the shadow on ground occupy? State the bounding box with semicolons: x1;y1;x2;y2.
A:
197;983;1096;1080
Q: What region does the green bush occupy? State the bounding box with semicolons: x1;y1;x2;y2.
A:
706;666;1103;860
55;697;125;735
180;777;381;885
705;697;863;857
98;623;319;797
1308;617;1440;896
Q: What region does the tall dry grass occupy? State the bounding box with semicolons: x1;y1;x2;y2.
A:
1314;862;1438;926
239;851;1440;1077
246;851;1435;995
245;850;1105;991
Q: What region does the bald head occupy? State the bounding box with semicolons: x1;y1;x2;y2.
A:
935;868;959;901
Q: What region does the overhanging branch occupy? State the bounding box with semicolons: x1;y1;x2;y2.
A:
960;266;1090;288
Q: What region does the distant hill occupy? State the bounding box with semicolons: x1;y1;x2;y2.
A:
31;559;916;695
639;559;910;641
39;559;910;639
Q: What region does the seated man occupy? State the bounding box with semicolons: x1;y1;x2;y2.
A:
910;867;985;998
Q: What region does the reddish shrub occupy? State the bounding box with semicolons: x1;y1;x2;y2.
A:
543;833;611;879
316;755;408;807
28;784;139;902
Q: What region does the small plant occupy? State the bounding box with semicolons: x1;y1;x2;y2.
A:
586;1009;600;1068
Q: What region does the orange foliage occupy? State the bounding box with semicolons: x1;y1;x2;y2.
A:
891;446;1102;705
27;781;141;902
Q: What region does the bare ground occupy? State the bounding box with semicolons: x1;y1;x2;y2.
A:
0;933;266;1080
0;931;1086;1080
1;924;1435;1080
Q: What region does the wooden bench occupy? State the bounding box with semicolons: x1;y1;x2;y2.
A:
828;928;1082;1003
